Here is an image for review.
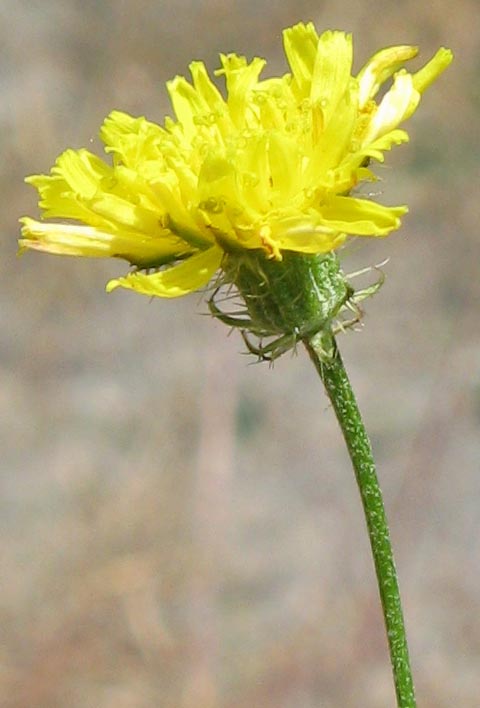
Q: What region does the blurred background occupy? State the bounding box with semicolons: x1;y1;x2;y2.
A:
1;1;479;706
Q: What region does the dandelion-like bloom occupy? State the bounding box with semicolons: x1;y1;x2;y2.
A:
20;23;451;299
19;23;452;361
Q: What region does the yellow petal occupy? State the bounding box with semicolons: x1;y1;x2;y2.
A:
359;129;409;161
53;148;111;198
267;218;346;254
18;217;186;267
283;22;320;98
305;88;357;185
217;54;266;126
319;196;408;235
100;111;167;168
167;75;200;137
412;47;453;94
190;61;227;116
357;45;418;107
106;246;223;298
310;31;353;130
363;72;419;144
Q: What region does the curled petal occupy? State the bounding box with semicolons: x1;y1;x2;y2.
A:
357;45;418;107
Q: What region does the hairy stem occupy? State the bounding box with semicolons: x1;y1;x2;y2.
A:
304;332;416;708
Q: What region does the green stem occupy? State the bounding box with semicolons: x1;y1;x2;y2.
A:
304;332;416;708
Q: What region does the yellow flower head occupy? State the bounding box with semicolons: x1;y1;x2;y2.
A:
19;23;452;299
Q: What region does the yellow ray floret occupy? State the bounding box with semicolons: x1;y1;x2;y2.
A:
19;22;452;299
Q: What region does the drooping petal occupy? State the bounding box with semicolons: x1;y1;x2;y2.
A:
106;246;223;298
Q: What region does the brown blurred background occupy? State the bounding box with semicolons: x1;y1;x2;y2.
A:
1;1;479;706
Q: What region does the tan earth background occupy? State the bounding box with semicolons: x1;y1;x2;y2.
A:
2;1;479;706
